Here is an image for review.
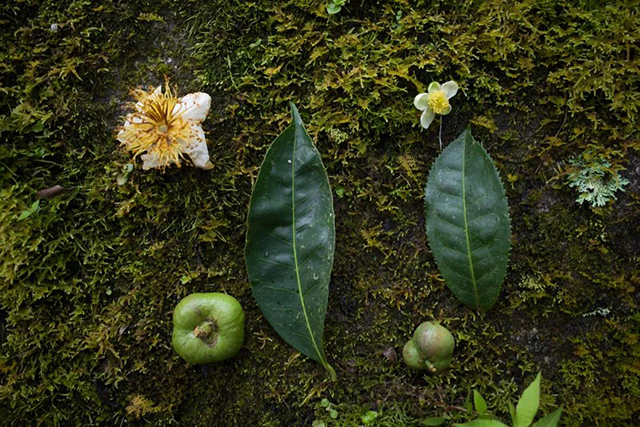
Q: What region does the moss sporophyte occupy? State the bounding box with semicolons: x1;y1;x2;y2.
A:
172;293;245;364
117;81;213;170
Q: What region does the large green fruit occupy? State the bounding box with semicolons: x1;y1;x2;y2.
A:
402;321;454;373
172;293;245;364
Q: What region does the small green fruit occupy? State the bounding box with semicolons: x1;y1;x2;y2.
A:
402;321;454;373
172;293;245;364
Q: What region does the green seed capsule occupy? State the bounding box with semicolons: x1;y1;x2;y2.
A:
172;293;245;364
402;321;454;373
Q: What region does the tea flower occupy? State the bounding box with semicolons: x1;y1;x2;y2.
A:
414;81;458;130
117;82;212;170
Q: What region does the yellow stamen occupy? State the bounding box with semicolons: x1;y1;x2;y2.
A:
428;90;450;115
118;82;194;169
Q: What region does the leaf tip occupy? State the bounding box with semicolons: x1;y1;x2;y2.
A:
289;102;302;124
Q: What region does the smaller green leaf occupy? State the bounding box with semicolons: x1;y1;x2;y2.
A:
464;391;473;412
531;408;563;427
474;390;488;415
321;399;330;408
18;210;32;221
329;408;338;419
327;3;341;14
32;121;44;132
424;417;446;426
507;400;516;423
361;410;378;424
30;200;40;211
515;372;541;427
455;420;509;427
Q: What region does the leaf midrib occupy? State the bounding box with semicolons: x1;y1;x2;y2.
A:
290;128;325;366
461;139;480;308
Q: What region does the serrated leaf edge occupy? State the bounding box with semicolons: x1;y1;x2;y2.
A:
424;129;512;311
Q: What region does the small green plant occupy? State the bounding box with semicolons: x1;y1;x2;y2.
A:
360;410;378;424
326;0;346;15
566;150;629;208
321;399;339;420
457;373;562;427
18;200;40;221
116;163;134;185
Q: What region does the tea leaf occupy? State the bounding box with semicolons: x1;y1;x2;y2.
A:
424;129;511;311
245;103;336;380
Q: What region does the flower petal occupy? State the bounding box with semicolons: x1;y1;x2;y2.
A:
183;123;211;169
442;81;458;99
135;86;162;111
175;92;211;123
420;108;435;129
428;82;441;94
141;151;162;170
414;93;430;110
117;117;135;143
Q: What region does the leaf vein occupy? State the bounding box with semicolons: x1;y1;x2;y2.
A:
258;258;295;270
299;243;323;267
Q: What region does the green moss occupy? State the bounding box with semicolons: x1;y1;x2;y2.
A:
1;0;639;425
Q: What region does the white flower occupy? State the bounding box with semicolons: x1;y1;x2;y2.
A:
413;81;458;129
117;82;212;170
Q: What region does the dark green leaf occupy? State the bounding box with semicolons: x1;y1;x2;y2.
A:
424;129;511;311
474;390;488;415
531;408;562;427
515;372;541;427
424;417;446;426
245;103;336;380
